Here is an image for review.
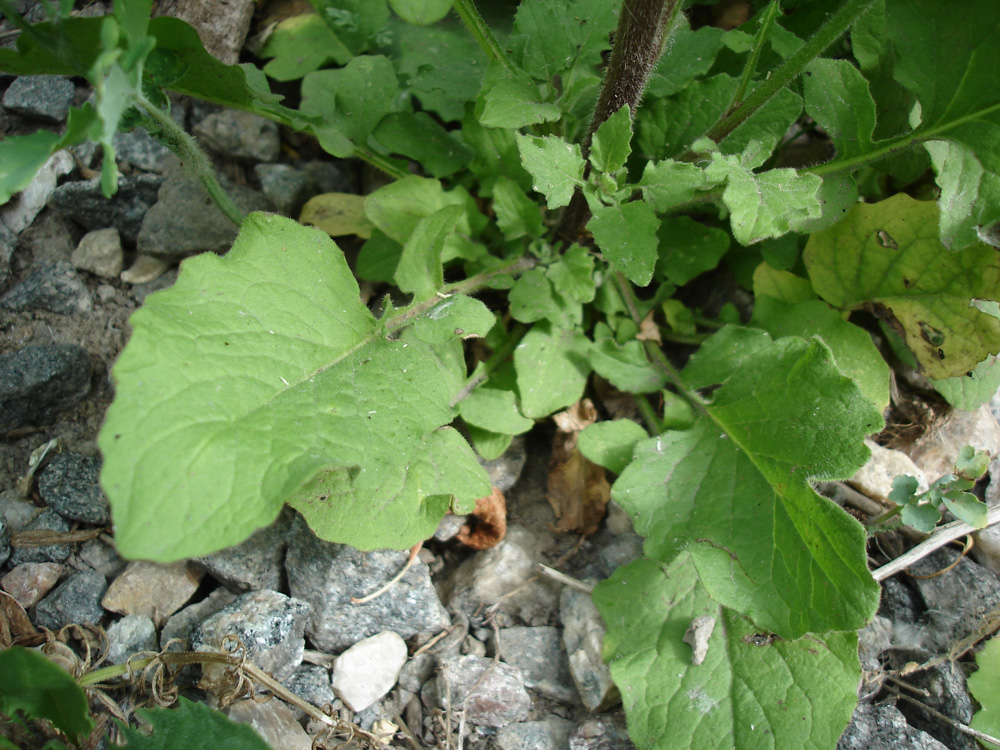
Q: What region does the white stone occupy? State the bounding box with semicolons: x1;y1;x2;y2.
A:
331;631;407;712
849;439;928;504
72;228;124;279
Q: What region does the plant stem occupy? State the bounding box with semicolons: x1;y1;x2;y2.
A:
729;0;781;111
451;322;528;407
137;94;246;227
355;145;411;181
452;0;515;74
635;393;662;435
704;0;877;144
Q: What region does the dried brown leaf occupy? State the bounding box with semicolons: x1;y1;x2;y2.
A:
456;487;507;550
636;310;662;343
548;400;611;535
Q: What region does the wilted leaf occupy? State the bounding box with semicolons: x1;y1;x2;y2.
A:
547;400;610;535
456;486;507;549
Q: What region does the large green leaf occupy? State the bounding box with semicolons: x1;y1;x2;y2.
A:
970;635;1000;745
118;697;271;750
587;200;660;287
804;194;1000;379
611;326;882;637
594;555;861;750
100;214;489;561
514;322;591;419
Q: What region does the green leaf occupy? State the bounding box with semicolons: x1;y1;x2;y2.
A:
0;130;64;205
394;204;464;298
301;55;400;147
364;175;469;244
578;419;648;475
889;474;919;505
645;19;726;99
612;326;883;637
478;70;562;128
802;58;876;160
751;297;890;411
590;105;633;174
932;356;1000;410
0;647;94;746
459;388;533;435
656;216;730;286
491;176;544;240
804;194;1000;379
515;133;586;209
594;555;862;750
587;201;660;287
312;0;390;56
356;230;403;283
99;214;489;560
942;490;988;529
118;697;271;750
635;75;737;160
637;159;712;213
751;263;814;304
705;149;823;246
956;444;990;479
970;636;1000;746
514;322;591;419
394;25;486;122
509;269;580;328
389;0;452;25
466;425;513;461
720;87;802;159
901;502;941;533
407;294;496;346
590;338;667;395
547;245;596;303
260;13;351;81
374;112;473;178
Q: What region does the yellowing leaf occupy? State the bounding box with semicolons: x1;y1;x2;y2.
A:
300;193;374;239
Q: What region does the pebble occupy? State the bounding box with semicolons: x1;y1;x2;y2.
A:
0;344;92;432
850;439;929;504
135;174;271;261
496;717;575;750
191;589;311;686
49;174;164;245
15;209;77;265
38;452;109;525
254;163;311;217
78;537;125;578
161;586;238;650
1;562;64;608
497;625;577;702
2;75;75;122
908;405;1000;487
569;717;634;750
104;614;158;665
194;509;291;592
0;150;74;234
838;703;949;750
120;254;172;286
0;261;91;315
441;525;560;624
9;508;71;566
0;489;43;530
331;631;408;712
282;664;335;711
34;569;107;631
0;517;8;567
113;125;180;173
560;587;620;712
71;228;124;279
901;661;976;750
194;110;281;163
228;698;313;750
426;654;530;728
101;560;202;627
285;516;450;653
95;284;117;303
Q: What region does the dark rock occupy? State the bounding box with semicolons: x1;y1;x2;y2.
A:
9;508;71;565
0;344;92;431
837;703;949;750
105;614;158;665
0;220;14;288
0;261;91;314
426;654;530;728
2;75;75;122
49;174;163;245
191;589;311;684
113;126;179;173
497;626;577;702
302;161;355;195
909;547;1000;648
194;509;290;592
38;452;109;525
136;174;271;260
34;569;108;631
254;163;311;217
77;537;125;578
898;661;977;750
285;515;450;653
0;515;9;567
194;110;280;163
497;717;575;750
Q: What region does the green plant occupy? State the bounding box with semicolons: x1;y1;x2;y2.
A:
4;0;1000;747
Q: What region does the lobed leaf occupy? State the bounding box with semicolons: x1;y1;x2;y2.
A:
587;200;659;287
515;133;586;209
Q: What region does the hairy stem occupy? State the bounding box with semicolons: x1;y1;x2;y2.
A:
704;0;877;144
137;94;246;227
453;0;515;74
729;0;781;111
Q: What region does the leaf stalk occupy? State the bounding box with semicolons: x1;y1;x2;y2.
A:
452;0;515;74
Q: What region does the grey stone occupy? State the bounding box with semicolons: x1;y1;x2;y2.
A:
101;561;202;627
302;161;355;195
78;538;125;578
161;586;238;650
331;631;408;712
837;703;949;750
9;508;71;565
441;525;560;624
49;174;164;245
191;589;311;685
569;717;634;750
479;434;527;492
0;219;14;288
105;614;158;665
113;126;179;173
34;569;107;631
136;174;271;260
0;516;8;566
254;163;311;217
0;344;91;432
900;661;977;750
2;75;75;122
497;626;577;702
426;655;530;728
228;699;313;750
285;515;450;653
560;587;619;713
38;452;109;525
909;547;1000;649
596;531;643;577
0;261;91;314
496;717;575;750
194;509;291;592
14;208;76;265
71;228;124;279
194;110;280;163
283;665;335;710
0;489;42;530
